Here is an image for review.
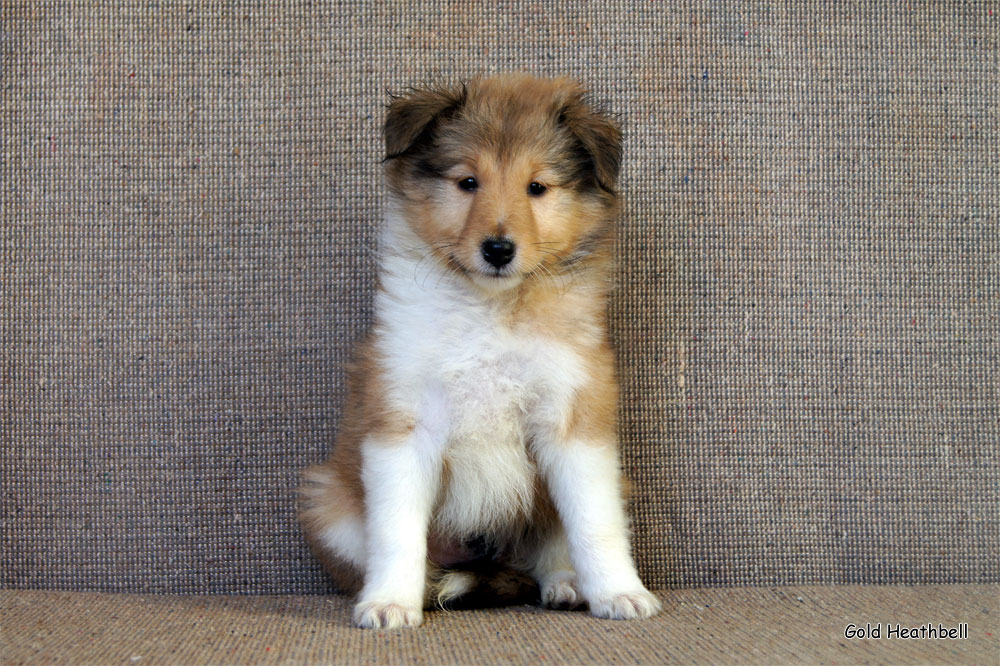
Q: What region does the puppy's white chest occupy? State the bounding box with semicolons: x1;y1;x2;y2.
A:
432;324;548;534
377;278;586;535
379;277;583;434
437;328;537;435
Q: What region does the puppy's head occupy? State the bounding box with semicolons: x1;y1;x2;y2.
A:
383;74;622;292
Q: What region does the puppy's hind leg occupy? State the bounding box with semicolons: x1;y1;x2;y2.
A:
518;522;583;610
298;464;366;595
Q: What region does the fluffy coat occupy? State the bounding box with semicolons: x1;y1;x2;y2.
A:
299;74;661;629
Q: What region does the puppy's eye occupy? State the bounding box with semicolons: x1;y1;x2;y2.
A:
528;181;547;196
458;177;478;192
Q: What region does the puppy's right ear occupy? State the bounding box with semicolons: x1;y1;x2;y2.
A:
384;83;467;160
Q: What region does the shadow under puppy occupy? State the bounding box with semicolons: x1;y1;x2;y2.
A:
300;73;661;629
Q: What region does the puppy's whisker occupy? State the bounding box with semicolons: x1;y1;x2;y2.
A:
413;251;440;289
536;249;565;262
526;260;570;295
433;265;459;290
419;254;449;290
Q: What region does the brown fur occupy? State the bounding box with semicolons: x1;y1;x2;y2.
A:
298;74;624;609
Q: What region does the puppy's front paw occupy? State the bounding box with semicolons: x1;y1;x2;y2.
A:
353;600;423;629
589;588;662;620
541;574;583;610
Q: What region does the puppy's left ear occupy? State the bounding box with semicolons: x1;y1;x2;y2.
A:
559;92;623;194
384;83;467;160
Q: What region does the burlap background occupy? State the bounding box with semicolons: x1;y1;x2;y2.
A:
2;2;997;595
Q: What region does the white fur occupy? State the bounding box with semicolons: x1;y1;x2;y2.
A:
527;528;582;608
318;517;366;569
532;437;662;619
435;570;477;606
356;428;443;628
374;214;588;538
353;209;658;625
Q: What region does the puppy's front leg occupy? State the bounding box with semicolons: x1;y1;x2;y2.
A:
535;438;662;620
355;430;442;629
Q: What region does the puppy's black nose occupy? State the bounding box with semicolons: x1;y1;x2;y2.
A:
481;237;516;268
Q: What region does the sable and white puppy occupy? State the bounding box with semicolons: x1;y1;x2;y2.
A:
300;74;661;629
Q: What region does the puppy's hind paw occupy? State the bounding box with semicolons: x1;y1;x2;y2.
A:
541;576;584;610
589;589;662;620
353;601;423;629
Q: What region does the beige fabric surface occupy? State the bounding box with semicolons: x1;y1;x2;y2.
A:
3;586;998;665
2;1;998;595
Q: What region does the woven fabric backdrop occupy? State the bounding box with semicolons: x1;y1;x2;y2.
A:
3;2;997;594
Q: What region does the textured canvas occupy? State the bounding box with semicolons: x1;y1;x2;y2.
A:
2;2;997;594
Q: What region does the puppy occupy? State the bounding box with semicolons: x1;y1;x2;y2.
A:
299;74;661;629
